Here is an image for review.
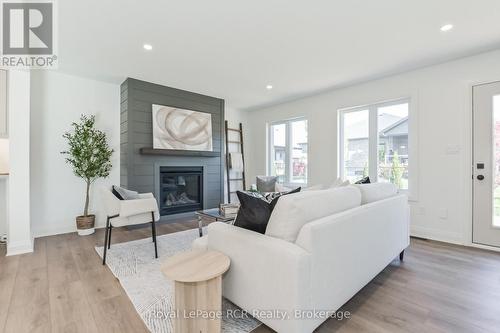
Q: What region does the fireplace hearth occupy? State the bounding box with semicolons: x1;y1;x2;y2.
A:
159;166;203;215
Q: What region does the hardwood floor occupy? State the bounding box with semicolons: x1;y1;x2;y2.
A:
1;220;500;333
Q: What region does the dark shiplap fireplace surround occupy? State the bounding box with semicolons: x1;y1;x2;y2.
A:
120;78;225;219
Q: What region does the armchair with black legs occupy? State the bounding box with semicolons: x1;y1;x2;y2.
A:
100;187;160;265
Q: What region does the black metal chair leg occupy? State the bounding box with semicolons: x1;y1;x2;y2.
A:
108;225;112;249
151;212;158;259
151;217;155;242
103;217;110;265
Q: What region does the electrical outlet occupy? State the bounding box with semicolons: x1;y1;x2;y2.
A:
446;144;460;155
439;208;448;220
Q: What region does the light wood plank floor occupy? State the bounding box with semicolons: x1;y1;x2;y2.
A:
1;219;500;333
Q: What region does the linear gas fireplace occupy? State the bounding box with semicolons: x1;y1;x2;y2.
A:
159;166;203;215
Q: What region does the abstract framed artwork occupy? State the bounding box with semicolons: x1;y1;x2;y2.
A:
152;104;213;151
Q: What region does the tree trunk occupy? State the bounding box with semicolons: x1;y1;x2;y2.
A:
84;180;90;217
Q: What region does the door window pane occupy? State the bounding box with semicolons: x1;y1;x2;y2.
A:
493;95;500;227
377;103;409;190
291;120;308;184
270;123;286;183
343;110;369;183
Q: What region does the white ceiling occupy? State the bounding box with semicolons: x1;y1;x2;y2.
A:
58;0;500;110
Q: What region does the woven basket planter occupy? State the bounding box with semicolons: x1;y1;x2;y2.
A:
76;215;95;236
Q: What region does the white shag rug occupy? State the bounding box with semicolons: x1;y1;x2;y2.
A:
95;227;262;333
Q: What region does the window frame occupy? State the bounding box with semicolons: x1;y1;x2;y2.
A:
339;98;412;196
268;117;308;187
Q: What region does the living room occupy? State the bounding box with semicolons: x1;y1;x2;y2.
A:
1;1;500;332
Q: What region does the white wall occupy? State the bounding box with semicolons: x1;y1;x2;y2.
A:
0;139;8;239
30;71;120;237
0;179;6;240
244;48;500;246
7;70;32;255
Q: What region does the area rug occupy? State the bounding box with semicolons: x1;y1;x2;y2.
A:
95;228;261;333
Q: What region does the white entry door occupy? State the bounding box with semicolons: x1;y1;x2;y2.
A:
473;81;500;247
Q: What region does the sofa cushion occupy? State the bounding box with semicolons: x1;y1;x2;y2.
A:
265;185;362;242
303;178;350;191
234;188;301;234
353;182;398;204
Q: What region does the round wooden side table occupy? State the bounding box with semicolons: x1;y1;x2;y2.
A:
162;250;230;333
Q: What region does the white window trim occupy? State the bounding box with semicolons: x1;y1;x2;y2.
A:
268;117;308;187
338;98;417;200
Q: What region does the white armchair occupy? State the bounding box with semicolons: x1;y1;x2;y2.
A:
100;187;160;265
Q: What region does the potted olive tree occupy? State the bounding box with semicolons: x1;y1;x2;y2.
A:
61;115;114;236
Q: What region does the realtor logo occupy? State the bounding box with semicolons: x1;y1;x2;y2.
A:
1;0;58;68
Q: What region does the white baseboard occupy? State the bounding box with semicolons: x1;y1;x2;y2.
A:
467;242;500;253
7;237;34;256
34;224;106;238
410;225;464;245
34;225;77;238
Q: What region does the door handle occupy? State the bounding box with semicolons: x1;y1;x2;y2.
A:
477;175;485;180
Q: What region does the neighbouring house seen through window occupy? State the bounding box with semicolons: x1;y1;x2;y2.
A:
269;119;308;185
340;100;409;190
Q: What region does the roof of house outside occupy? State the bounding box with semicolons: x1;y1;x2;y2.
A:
346;114;408;140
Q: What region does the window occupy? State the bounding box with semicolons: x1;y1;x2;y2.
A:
269;119;308;185
339;99;409;191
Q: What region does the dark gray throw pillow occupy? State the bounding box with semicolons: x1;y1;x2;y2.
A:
256;176;278;192
355;176;371;184
234;187;301;234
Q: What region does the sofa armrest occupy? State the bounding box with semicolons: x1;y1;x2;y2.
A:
295;194;409;313
119;197;159;218
204;222;313;333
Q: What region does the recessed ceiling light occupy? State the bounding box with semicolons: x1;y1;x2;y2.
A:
440;24;454;32
266;85;273;90
143;44;153;50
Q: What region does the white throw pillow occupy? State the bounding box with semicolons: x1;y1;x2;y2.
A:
275;183;293;192
352;182;398;204
265;186;362;242
303;184;324;191
113;185;140;200
330;177;350;188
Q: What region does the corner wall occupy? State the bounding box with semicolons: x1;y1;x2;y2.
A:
243;48;500;246
7;70;32;255
30;71;120;237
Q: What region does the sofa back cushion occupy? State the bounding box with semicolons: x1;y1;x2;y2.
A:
265;185;362;242
353;182;398;204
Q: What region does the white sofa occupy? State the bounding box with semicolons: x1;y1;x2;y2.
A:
193;183;409;333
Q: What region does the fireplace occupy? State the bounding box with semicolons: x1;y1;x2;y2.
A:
159;166;203;215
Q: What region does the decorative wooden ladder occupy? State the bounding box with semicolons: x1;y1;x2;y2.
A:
225;121;246;203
